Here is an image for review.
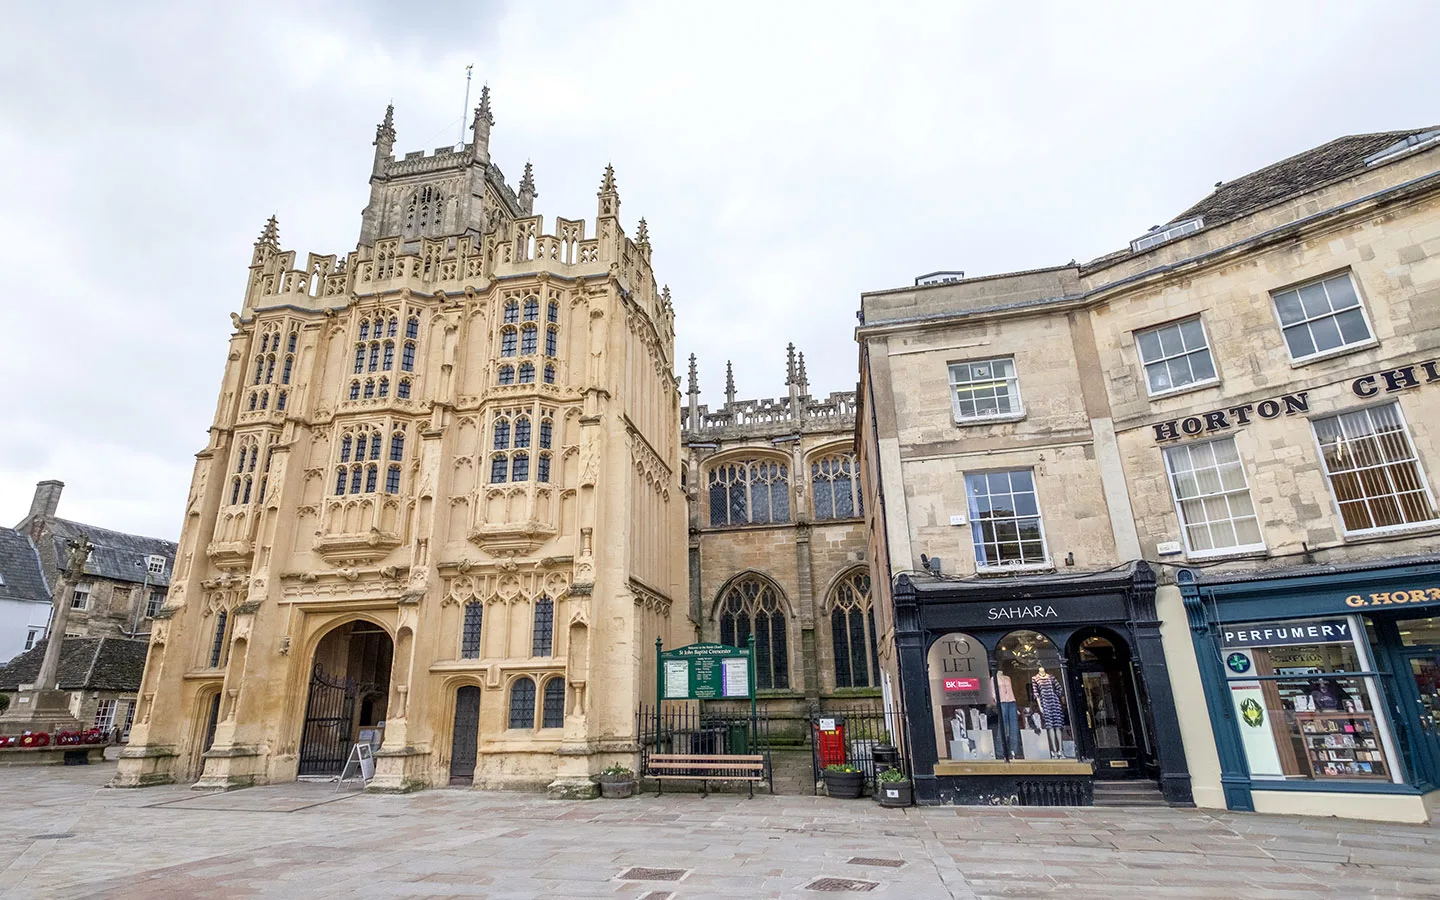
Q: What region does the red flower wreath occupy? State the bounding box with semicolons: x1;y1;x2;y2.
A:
19;731;50;748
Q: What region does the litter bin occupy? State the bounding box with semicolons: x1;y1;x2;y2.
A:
872;744;900;774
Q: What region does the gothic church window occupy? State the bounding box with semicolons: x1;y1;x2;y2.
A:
406;316;420;340
532;596;554;656
524;297;539;321
519;363;535;383
509;676;536;728
209;609;229;668
718;576;789;690
547;301;559;324
512;452;529;481
398;379;411;399
521;324;538;355
501;328;517;357
812;454;862;520
708;460;791;526
504;301;519;324
334;425;386;495
402;342;415;372
349;381;361;400
830;569;877;689
461;601;483;659
541;678;565;728
498;365;515;385
544;364;555;384
386;465;400;494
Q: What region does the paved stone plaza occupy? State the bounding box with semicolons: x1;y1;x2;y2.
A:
2;763;1439;899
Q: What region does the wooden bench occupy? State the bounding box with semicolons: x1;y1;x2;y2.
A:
646;753;768;797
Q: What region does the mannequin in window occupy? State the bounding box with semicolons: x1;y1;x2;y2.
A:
995;672;1020;760
1031;666;1065;758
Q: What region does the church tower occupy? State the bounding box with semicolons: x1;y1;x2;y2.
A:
115;93;689;794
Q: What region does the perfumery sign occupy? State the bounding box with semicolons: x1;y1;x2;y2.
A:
1220;618;1354;648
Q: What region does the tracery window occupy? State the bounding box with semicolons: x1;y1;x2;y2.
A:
523;297;539;321
503;301;519;324
541;677;565;728
500;328;517;357
401;342;415;372
363;379;375;399
519;362;535;383
811;453;862;520
209;609;229;668
333;424;386;495
230;436;259;506
512;452;529;481
717;576;789;690
532;596;554;656
406;316;420;340
398;379;411;399
386;465;400;494
390;431;404;461
498;365;515;385
545;327;557;357
509;676;536;729
458;601;483;659
830;569;877;689
277;390;287;411
708;460;790;526
547;301;559;324
349;381;361;401
490;455;508;483
382;341;394;370
378;378;389;398
544;364;555;384
521;324;538;355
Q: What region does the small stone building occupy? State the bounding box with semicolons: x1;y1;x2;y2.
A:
17;481;176;641
0;636;149;738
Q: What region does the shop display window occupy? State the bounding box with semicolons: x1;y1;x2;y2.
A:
927;633;996;761
996;630;1075;760
1221;617;1398;782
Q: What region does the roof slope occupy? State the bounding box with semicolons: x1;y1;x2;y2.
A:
0;527;48;604
47;518;176;588
0;636;148;690
1173;128;1438;228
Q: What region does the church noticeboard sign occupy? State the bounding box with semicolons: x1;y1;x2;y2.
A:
657;641;754;700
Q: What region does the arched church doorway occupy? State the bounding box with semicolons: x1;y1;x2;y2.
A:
449;685;482;784
298;621;393;777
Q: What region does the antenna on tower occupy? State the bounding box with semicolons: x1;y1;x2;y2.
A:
458;64;474;148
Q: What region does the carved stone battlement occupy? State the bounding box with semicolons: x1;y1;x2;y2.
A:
682;344;856;440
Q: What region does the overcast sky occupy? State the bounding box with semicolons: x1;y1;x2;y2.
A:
1;1;1437;540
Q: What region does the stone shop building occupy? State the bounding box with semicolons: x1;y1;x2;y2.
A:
858;127;1440;821
115;91;689;794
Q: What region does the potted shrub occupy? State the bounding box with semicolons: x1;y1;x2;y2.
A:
823;763;864;799
877;767;912;808
597;763;636;799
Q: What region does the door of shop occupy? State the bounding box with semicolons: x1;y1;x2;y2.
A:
1397;644;1440;785
1375;615;1440;786
1070;631;1143;779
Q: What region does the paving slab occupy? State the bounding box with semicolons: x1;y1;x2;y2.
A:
3;763;1440;898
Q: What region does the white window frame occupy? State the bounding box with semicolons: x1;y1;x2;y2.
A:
948;357;1024;424
1270;271;1378;365
964;468;1051;572
1162;436;1266;558
1310;401;1440;537
1135;315;1220;398
24;628;41;651
71;583;91;610
93;698;117;732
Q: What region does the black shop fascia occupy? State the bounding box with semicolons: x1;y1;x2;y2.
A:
892;562;1193;807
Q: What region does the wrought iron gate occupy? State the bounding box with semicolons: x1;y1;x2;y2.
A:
298;663;356;776
449;685;482;783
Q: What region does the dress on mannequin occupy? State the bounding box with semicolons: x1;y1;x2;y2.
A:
1031;671;1064;728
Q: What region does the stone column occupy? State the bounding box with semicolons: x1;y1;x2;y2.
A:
0;537;92;735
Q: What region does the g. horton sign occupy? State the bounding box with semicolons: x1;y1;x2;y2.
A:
1343;586;1440;609
1152;358;1440;443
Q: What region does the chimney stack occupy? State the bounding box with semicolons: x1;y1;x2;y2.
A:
29;480;63;521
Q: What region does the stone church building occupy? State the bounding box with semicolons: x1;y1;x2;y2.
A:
682;349;876;739
115;91;689;793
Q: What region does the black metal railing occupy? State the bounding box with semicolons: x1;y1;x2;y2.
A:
810;701;904;795
636;703;773;783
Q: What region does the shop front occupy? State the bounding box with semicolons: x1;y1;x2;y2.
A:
1178;556;1440;821
892;563;1193;806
